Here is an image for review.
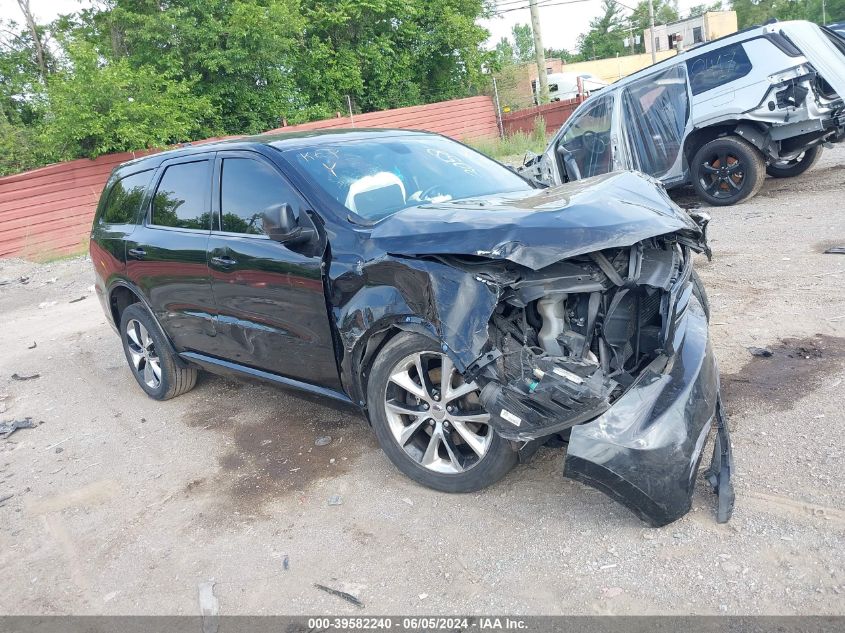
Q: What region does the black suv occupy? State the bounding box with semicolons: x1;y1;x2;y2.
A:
91;130;732;526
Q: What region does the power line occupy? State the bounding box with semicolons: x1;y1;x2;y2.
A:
490;0;594;15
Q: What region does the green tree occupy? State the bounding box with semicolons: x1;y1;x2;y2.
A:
295;0;491;112
687;1;723;18
578;0;628;59
0;112;51;176
42;40;212;159
0;18;52;125
545;47;583;63
60;0;308;134
730;0;843;27
0;0;497;175
493;36;515;68
511;23;535;62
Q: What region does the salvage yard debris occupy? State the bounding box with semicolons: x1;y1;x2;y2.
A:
748;347;774;358
11;372;40;381
197;581;219;633
0;417;37;438
314;583;364;608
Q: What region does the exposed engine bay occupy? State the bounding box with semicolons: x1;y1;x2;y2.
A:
440;237;697;442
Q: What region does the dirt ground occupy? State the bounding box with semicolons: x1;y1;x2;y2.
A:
1;147;844;616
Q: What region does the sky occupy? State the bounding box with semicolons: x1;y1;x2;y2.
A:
3;0;702;58
481;0;703;54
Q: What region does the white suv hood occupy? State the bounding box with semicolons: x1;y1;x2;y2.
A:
779;21;845;99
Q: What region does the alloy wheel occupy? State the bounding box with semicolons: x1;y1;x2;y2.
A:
125;319;162;389
383;351;492;474
699;152;745;200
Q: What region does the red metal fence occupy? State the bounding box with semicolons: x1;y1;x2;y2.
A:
0;96;499;259
502;97;582;136
267;95;499;140
0;150;154;259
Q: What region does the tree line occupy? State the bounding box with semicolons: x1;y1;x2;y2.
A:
2;0;842;177
494;0;841;67
0;0;491;176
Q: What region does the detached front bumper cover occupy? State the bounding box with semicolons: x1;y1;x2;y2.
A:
563;297;734;526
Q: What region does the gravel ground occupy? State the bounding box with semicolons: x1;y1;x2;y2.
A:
0;147;844;616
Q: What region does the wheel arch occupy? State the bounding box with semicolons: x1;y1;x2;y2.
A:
108;283;141;329
683;122;740;172
347;317;447;416
108;280;187;367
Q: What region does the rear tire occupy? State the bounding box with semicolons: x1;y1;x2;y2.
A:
691;136;766;206
366;333;517;493
119;303;197;401
766;146;822;178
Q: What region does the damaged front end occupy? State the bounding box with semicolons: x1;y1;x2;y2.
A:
335;171;733;526
458;237;732;526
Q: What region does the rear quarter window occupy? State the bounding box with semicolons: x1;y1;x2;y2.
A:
99;170;153;225
687;42;753;96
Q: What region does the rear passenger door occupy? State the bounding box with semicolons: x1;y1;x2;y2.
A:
620;64;690;180
125;154;217;353
206;151;341;390
91;168;154;283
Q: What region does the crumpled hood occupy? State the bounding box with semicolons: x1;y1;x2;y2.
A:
369;170;702;270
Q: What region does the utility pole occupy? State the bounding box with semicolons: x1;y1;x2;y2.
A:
529;0;549;104
648;0;657;63
822;0;827;24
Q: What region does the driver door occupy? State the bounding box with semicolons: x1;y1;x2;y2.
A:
531;93;617;185
205;151;341;390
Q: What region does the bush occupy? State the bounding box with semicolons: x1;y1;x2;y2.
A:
0;115;53;177
467;116;549;163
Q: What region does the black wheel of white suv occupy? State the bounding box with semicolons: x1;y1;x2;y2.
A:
691;136;766;206
366;333;517;492
766;146;822;178
119;303;198;400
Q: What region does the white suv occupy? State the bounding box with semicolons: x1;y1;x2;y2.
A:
522;21;845;205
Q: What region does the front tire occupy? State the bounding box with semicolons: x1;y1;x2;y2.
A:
766;146;822;178
366;333;517;492
119;303;198;400
691;136;766;206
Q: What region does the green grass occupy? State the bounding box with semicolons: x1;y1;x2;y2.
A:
29;239;89;263
468;116;549;164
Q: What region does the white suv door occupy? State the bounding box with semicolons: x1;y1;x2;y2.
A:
619;64;691;183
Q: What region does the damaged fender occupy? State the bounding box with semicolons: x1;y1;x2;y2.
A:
330;255;498;404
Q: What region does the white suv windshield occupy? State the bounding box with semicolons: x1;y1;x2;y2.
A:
282;136;532;221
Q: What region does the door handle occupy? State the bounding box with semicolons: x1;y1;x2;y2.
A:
211;255;238;267
128;248;146;259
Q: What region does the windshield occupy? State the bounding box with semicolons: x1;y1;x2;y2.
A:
281;136;532;221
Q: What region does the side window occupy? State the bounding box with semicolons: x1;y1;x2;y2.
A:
687;43;753;96
558;94;614;179
100;170;153;225
621;65;689;178
151;160;211;230
219;157;299;236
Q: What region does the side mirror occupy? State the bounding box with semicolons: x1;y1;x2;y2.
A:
263;203;302;242
522;151;540;168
